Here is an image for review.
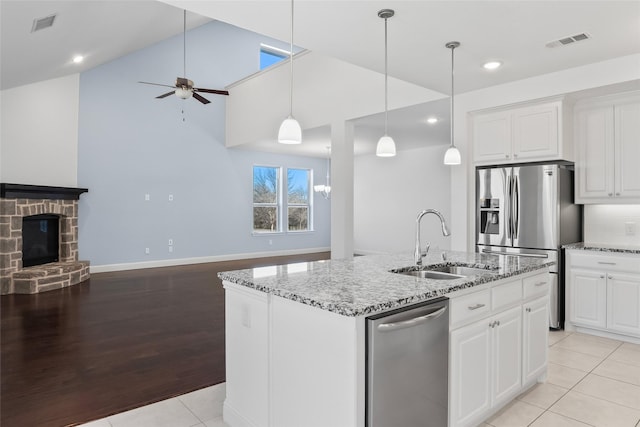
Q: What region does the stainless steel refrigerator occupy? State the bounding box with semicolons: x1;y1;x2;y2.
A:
476;162;582;329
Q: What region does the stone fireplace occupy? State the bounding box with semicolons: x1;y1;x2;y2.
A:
0;183;90;294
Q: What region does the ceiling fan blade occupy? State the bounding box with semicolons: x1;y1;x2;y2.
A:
194;88;230;96
139;81;176;89
192;92;211;104
156;91;175;99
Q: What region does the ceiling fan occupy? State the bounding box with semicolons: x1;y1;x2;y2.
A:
138;10;229;104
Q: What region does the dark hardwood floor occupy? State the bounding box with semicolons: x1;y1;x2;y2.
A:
1;251;330;427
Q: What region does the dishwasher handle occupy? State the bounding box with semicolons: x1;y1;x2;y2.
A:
377;306;447;332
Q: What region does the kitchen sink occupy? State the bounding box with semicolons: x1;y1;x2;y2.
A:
391;264;498;280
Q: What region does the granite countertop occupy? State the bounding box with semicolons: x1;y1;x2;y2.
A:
218;250;554;317
563;242;640;255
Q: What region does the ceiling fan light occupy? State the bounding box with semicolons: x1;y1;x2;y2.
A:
444;146;461;165
278;116;302;144
175;88;192;99
376;135;396;157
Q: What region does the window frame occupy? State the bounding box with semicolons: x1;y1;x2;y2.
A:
259;44;290;70
286;167;313;233
252;165;283;234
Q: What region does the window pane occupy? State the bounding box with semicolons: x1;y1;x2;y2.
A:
260;49;287;70
288;207;308;231
253;166;279;204
287;169;309;204
254;207;278;232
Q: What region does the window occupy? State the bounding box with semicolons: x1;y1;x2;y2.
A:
287;168;310;232
253;166;281;233
252;166;312;234
260;45;288;70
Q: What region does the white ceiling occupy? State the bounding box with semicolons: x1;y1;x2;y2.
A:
2;1;639;157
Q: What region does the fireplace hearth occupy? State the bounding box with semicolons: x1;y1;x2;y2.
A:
1;183;89;294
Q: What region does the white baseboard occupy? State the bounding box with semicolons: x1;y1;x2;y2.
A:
223;400;258;427
89;247;330;274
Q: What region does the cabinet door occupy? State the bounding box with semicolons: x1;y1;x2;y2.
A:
473;110;512;164
570;269;607;328
614;100;640;199
575;106;615;202
491;306;522;408
450;320;491;427
523;296;549;384
512;103;559;161
607;273;640;337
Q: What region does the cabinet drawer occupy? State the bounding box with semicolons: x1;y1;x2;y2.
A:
523;273;550;299
568;251;640;273
451;289;491;327
491;279;522;311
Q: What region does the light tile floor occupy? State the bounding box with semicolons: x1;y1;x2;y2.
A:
81;331;640;427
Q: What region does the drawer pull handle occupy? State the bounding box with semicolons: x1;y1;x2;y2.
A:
598;261;616;265
468;303;486;311
534;281;547;287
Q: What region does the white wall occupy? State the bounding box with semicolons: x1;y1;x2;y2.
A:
1;74;79;187
450;53;640;251
584;205;640;247
354;145;451;255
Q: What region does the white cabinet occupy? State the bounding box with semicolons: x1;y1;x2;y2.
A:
566;250;640;339
472;99;571;165
569;268;607;329
522;296;549;385
575;91;640;203
449;271;549;427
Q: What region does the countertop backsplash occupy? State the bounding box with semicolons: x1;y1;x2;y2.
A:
583;204;640;248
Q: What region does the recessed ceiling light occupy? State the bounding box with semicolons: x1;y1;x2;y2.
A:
483;61;502;70
72;55;84;64
426;117;439;124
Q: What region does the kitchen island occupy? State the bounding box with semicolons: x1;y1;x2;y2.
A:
218;250;553;427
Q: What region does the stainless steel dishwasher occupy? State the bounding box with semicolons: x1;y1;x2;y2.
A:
366;297;449;427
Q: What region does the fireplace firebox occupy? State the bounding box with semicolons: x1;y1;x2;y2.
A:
22;214;60;267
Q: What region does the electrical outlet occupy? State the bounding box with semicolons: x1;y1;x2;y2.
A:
625;222;636;236
144;194;150;201
168;239;173;246
168;194;174;201
169;246;173;253
145;247;150;254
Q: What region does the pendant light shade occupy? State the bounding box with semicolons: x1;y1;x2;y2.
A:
278;116;302;144
376;135;396;157
444;41;461;165
376;9;396;158
278;0;301;144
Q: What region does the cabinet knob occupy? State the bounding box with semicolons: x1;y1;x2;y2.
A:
514;154;518;158
526;307;531;312
608;193;613;196
608;275;613;280
600;275;605;279
616;193;620;196
505;154;510;159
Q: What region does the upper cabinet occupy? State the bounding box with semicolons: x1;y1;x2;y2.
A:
472;98;572;165
574;91;640;204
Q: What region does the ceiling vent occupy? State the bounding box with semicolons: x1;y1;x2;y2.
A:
546;32;591;48
31;14;57;33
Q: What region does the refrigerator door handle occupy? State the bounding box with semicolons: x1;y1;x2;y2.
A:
506;175;512;240
513;175;520;239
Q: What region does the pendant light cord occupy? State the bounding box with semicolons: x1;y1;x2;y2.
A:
183;10;186;78
450;45;454;148
289;0;294;117
384;16;389;135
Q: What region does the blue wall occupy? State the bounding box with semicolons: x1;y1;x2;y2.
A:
78;20;330;266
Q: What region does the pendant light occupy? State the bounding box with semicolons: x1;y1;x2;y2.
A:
278;0;302;144
376;9;396;157
444;41;461;165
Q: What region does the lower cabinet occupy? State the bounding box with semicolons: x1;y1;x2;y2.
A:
567;250;640;339
449;272;549;427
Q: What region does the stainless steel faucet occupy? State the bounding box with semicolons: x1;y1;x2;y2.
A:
414;209;451;265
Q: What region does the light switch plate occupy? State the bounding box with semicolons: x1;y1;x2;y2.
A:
625;222;636;236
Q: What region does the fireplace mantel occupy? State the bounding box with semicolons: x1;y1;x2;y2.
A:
0;183;88;200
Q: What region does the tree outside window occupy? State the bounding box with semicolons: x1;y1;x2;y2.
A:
287;169;310;232
253;166;280;232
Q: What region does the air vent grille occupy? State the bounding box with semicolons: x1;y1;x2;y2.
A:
31;14;56;33
546;32;591;48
